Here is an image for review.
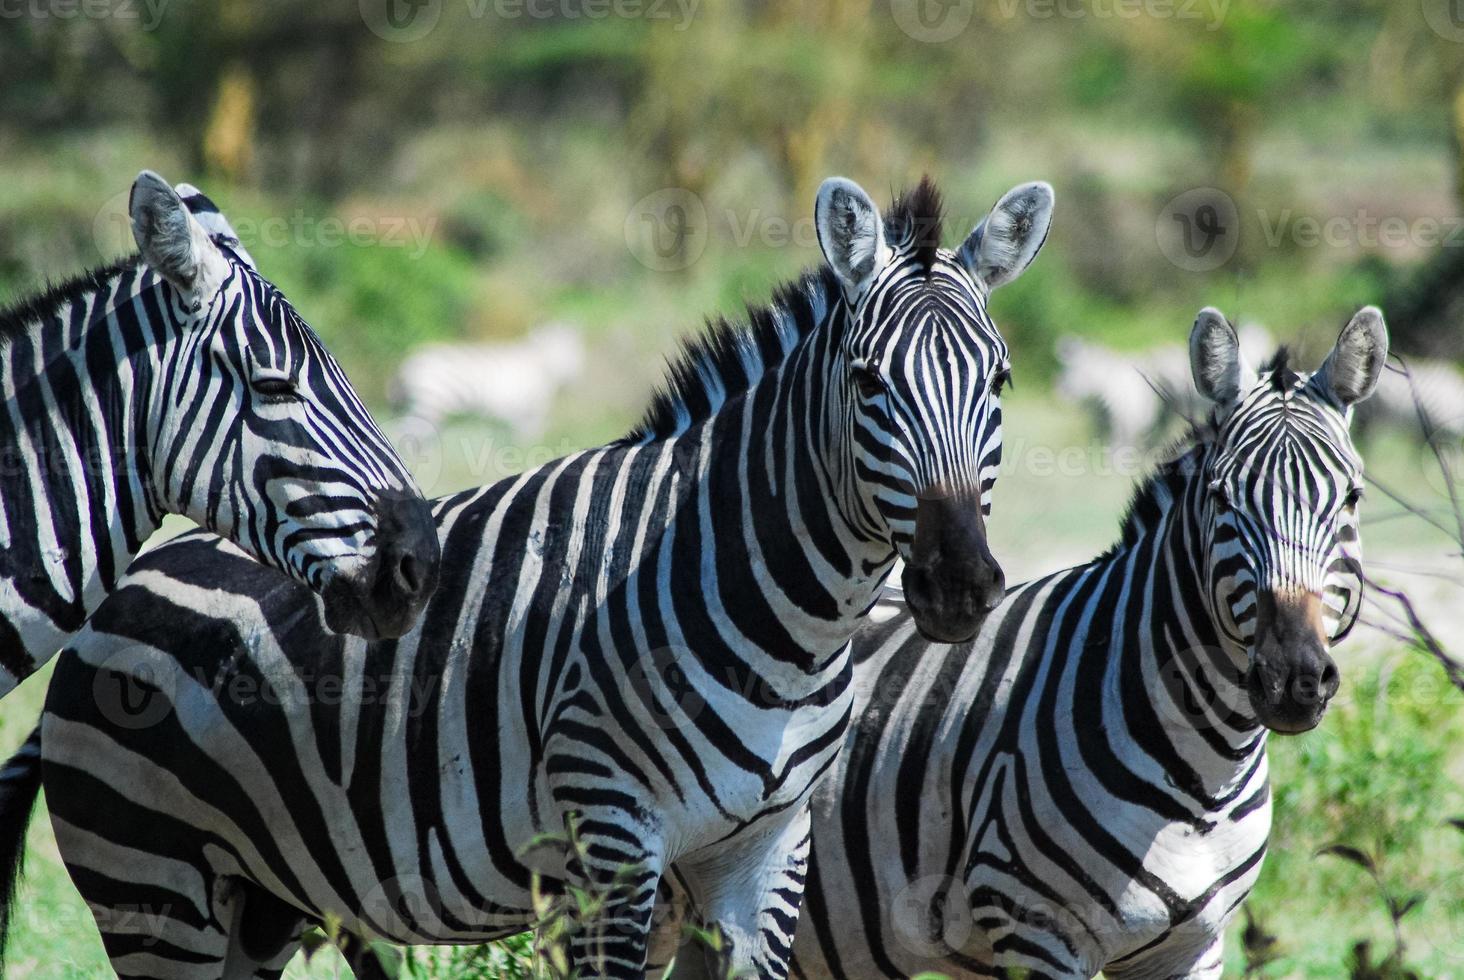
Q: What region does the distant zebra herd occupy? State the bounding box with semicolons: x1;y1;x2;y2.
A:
1056;322;1460;450
0;169;1406;979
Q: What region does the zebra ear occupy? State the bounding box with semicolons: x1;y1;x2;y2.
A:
1317;306;1388;407
130;171;230;310
175;182;256;269
1189;307;1253;404
958;181;1054;290
815;177;889;300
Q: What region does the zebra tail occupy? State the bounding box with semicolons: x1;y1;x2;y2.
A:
0;726;42;970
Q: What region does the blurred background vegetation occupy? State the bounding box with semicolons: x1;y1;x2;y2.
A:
3;0;1464;976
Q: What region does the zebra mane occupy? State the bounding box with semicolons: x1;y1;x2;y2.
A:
1261;345;1299;392
0;255;142;351
623;267;839;443
623;179;948;444
888;176;944;275
1104;427;1213;557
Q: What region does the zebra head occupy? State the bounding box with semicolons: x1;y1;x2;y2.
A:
814;176;1053;643
1189;306;1386;733
128;171;440;639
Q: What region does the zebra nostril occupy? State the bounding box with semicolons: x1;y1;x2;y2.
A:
1319;660;1340;697
393;552;423;596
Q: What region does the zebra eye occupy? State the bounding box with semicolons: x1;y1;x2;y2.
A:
250;372;298;401
990;367;1013;397
1343;485;1364;510
851;364;885;401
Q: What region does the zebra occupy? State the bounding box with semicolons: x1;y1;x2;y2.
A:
0;171;440;696
0;174;1054;979
1053;323;1275;449
1354;354;1464;444
1055;325;1464;451
775;306;1385;979
388;322;586;439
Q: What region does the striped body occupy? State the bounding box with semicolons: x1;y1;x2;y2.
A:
791;316;1378;980
795;497;1268;979
19;177;1057;979
41;423;863;944
0;175;438;693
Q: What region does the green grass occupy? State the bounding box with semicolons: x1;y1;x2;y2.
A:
1247;654;1464;978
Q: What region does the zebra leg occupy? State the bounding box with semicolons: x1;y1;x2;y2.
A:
557;810;666;979
339;931;395;980
644;876;691;978
64;863;299;980
220;886;254;980
220;878;307;980
674;807;812;980
54;826;228;978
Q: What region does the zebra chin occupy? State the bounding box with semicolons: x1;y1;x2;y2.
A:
316;489;441;640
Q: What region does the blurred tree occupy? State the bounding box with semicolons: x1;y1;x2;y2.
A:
1100;0;1320;195
203;62;256;183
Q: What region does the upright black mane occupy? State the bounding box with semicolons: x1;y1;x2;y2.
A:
1101;426;1213;560
623;178;950;444
623;266;842;444
885;176;944;275
0;255;142;350
1262;346;1298;391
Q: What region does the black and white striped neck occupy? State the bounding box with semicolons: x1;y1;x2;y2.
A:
1095;441;1268;788
0;259;195;664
